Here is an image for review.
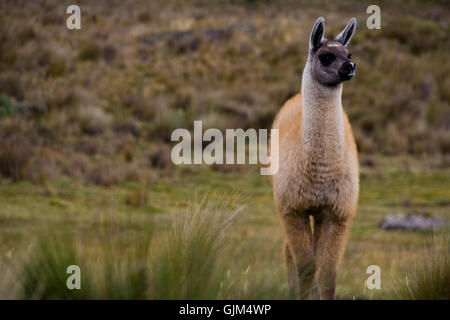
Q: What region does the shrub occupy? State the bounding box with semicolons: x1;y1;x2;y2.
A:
77;43;101;61
0;75;24;100
63;152;91;181
16;234;87;299
25;147;63;183
45;59;66;78
87;161;140;187
0;94;19;117
76;106;112;136
148;196;241;299
393;236;450;300
148;143;172;169
0;134;34;181
148;108;189;142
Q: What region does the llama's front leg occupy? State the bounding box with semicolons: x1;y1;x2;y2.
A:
313;214;351;300
281;213;315;299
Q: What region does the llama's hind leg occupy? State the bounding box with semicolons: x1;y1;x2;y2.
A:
284;241;297;298
281;213;315;299
313;214;351;300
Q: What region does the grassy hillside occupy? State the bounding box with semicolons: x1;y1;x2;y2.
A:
0;0;449;184
0;0;449;299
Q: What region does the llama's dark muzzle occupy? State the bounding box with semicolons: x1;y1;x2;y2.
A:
338;61;356;80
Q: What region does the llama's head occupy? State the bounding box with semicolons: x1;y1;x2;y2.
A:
308;17;357;86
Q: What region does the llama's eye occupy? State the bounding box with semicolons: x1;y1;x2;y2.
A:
348;53;353;59
319;53;335;66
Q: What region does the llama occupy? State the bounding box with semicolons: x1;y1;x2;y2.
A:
271;17;359;300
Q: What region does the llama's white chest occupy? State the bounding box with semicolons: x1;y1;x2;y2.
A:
274;150;356;213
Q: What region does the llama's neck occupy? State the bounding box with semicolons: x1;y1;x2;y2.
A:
300;61;345;169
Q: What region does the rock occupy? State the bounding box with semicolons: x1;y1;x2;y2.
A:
379;212;446;230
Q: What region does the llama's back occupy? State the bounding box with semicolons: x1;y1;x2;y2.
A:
270;93;303;209
272;93;303;146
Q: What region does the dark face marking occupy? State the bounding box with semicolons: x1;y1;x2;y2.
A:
311;40;356;86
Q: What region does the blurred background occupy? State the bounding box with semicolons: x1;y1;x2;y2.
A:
0;0;448;299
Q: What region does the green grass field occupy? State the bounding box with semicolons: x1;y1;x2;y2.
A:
0;157;448;299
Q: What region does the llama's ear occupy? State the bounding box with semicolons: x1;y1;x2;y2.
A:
309;17;325;54
335;18;357;47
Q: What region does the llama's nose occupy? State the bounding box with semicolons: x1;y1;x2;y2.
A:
339;61;356;79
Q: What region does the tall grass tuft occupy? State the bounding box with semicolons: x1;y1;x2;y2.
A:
8;218;154;299
15;233;89;299
149;196;241;299
93;227;153;300
393;235;450;300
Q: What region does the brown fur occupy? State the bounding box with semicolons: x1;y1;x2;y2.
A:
271;18;359;300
